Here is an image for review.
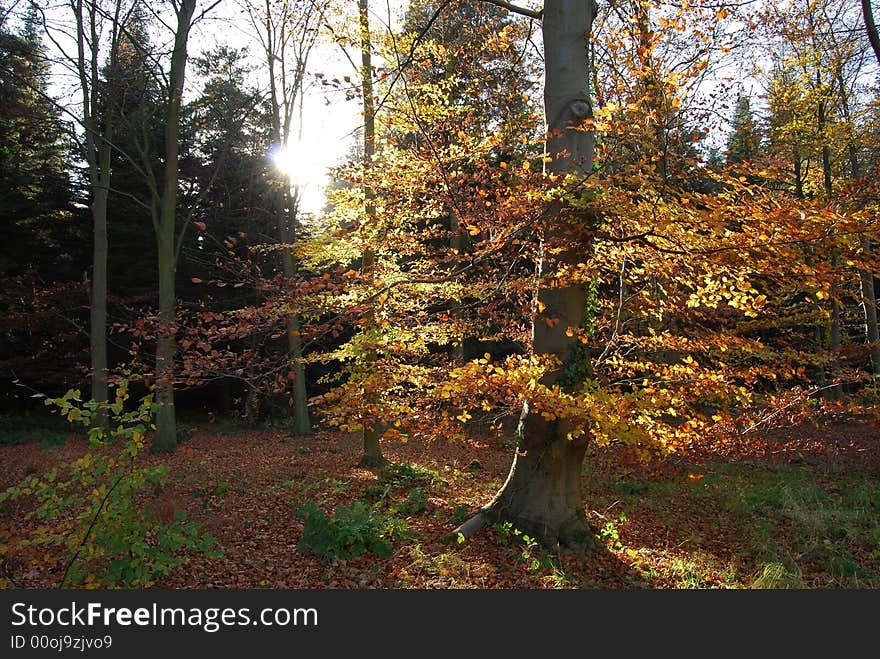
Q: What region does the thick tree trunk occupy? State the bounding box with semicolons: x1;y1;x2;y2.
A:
359;427;385;467
456;0;598;551
279;186;312;435
485;408;597;549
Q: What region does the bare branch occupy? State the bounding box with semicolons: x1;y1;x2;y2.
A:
479;0;543;21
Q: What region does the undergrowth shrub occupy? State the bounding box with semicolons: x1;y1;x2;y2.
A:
0;382;221;588
297;501;410;559
0;413;68;447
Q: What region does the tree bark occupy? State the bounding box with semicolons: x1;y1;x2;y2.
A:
456;0;598;551
450;210;465;366
815;61;842;398
834;64;880;378
357;0;386;468
858;254;880;377
862;0;880;67
279;186;311;435
259;0;315;436
74;0;127;431
152;0;197;452
89;174;109;429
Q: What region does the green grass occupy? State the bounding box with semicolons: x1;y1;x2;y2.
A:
588;459;880;589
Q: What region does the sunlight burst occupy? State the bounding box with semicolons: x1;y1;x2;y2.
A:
269;144;321;188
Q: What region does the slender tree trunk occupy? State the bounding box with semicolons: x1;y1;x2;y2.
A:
450;210;465;366
152;0;197;452
834;66;880;379
89;164;110;430
280;186;311;435
260;0;313;436
815;63;842;398
357;0;385;467
860;259;880;378
453;0;598;551
75;0;125;431
154;215;177;451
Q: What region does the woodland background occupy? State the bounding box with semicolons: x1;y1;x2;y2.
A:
0;0;879;589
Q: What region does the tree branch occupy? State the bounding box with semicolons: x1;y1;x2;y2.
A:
862;0;880;67
479;0;543;20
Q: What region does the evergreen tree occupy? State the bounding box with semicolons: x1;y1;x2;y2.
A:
0;7;81;279
725;92;761;165
0;6;88;403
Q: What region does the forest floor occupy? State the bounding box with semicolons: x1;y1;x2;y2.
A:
1;412;879;589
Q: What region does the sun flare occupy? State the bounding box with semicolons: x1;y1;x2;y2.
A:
269;144;321;188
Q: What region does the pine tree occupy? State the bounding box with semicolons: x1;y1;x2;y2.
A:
725;92;761;165
0;7;79;279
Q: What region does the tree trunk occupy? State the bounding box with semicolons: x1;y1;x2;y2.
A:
74;0;125;432
357;0;386;468
862;0;880;67
152;0;197;452
455;0;598;551
280;186;311;435
288;314;311;435
450;210;465;366
153;219;177;452
89;169;110;430
834;65;880;379
858;249;880;377
261;0;313;437
816;63;841;398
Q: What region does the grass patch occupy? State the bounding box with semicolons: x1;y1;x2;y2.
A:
398;544;487;588
593;458;880;588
